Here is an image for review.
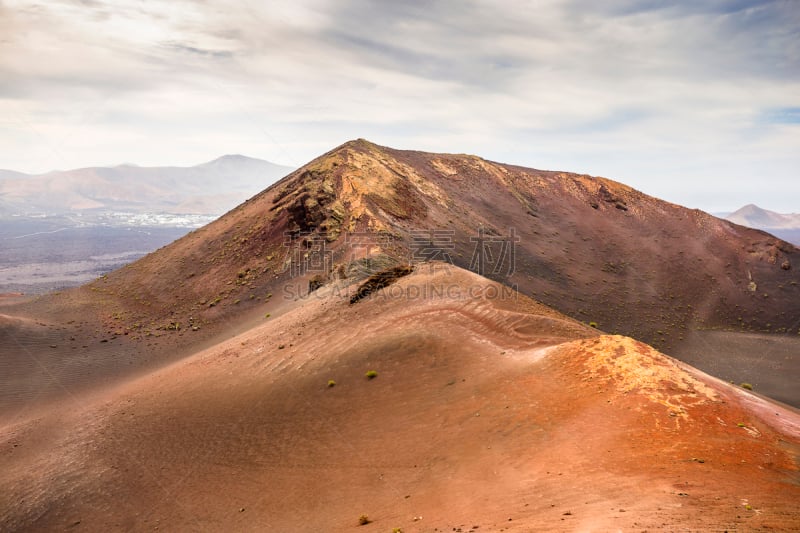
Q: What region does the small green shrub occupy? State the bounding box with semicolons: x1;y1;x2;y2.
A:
365;370;378;379
740;382;753;390
327;380;336;388
588;321;598;328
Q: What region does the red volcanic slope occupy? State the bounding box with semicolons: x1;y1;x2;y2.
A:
13;138;796;406
35;139;796;352
0;266;798;531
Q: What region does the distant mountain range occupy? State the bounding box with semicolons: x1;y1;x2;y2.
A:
725;204;800;245
0;155;295;216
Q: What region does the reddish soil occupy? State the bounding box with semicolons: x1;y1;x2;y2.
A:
1;140;798;530
672;329;800;408
1;267;798;531
14;139;796;405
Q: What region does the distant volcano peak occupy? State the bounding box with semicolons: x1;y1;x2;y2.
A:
202;154;262;165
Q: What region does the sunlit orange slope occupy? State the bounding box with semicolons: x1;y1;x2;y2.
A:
1;266;797;531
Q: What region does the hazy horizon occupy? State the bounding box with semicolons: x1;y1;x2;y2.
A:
1;146;796;215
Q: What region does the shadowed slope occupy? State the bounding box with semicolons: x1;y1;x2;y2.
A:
1;267;798;531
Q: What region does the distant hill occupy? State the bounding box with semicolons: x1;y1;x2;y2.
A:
726;204;800;245
0;169;29;180
0;155;295;215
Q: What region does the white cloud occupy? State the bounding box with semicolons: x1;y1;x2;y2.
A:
0;0;797;211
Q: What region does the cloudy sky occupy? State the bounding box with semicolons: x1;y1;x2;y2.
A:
1;0;798;211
